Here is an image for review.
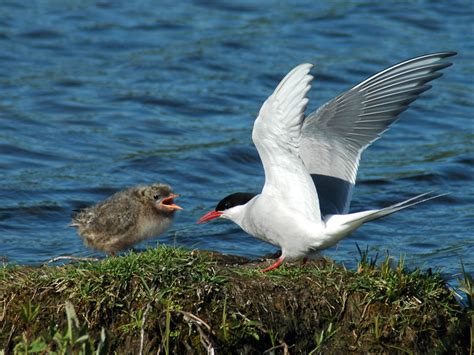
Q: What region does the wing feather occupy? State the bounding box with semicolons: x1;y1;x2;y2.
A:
300;52;456;216
252;63;321;220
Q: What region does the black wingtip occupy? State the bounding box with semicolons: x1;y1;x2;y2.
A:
410;51;457;65
440;51;458;58
427;51;457;59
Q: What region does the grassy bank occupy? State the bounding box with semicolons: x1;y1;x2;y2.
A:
1;246;472;353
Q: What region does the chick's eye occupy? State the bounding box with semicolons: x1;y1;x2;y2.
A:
153;194;160;200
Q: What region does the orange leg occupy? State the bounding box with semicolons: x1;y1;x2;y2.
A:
260;256;285;273
301;256;308;265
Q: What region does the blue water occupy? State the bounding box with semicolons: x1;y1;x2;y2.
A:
0;1;472;283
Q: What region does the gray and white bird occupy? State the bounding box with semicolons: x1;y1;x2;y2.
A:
198;52;456;272
71;183;182;255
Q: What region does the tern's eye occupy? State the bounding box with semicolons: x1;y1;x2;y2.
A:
153;194;160;200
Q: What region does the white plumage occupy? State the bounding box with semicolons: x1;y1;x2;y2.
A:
198;52;456;272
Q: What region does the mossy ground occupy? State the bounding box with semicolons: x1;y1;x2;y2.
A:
1;246;472;354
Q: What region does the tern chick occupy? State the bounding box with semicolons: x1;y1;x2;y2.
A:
71;183;182;255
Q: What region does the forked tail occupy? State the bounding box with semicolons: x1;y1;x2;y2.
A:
324;192;446;240
348;191;446;224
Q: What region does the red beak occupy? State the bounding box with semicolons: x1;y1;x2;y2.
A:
197;210;223;224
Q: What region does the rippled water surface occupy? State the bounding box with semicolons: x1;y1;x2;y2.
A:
1;1;472;281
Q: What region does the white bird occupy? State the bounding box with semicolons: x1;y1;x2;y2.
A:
197;52;456;272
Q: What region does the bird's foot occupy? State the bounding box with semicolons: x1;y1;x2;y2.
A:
260;256;285;273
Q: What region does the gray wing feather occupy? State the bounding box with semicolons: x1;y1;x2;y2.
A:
300;52;456;216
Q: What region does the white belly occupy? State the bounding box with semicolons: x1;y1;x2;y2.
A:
240;197;323;259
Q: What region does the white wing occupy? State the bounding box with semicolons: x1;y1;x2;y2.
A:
252;63;321;221
299;51;456;216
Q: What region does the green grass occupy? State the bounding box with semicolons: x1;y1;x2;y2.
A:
0;246;471;353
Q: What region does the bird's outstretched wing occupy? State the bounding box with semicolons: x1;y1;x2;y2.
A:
253;63;321;220
299;51;456;216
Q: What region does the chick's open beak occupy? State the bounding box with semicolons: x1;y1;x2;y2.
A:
160;194;183;211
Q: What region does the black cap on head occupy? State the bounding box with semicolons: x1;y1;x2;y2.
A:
216;192;256;211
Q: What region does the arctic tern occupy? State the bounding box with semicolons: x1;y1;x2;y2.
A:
197;52;456;272
71;184;182;255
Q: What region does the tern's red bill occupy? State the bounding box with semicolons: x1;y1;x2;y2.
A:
197;210;223;224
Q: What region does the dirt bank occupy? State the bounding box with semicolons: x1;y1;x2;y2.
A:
1;247;471;353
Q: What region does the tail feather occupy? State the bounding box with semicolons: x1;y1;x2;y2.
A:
350;191;447;225
324;192;446;240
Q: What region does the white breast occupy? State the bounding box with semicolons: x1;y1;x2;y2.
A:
240;196;324;259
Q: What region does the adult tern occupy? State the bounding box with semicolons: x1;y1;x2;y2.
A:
198;52;456;272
